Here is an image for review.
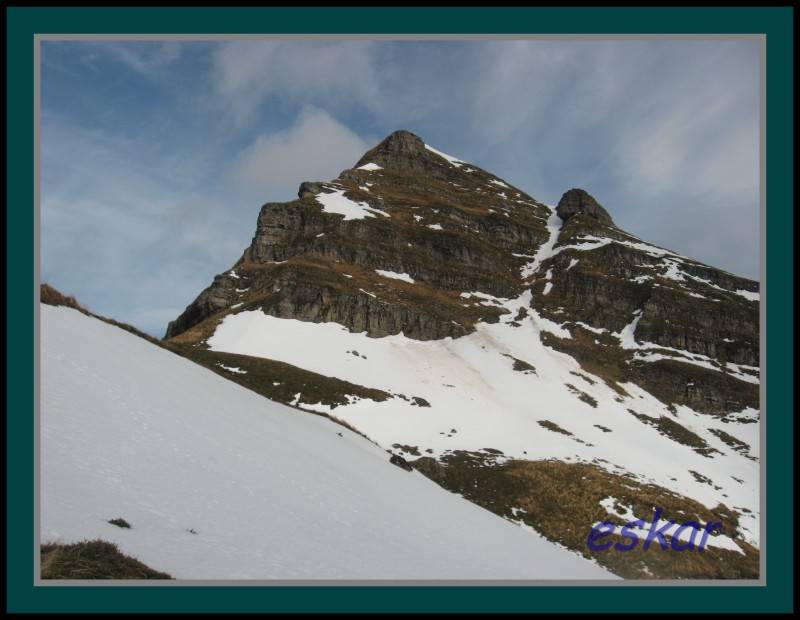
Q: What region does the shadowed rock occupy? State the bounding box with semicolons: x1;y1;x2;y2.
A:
556;188;614;227
354;130;459;180
390;453;414;472
297;181;330;199
163;129;758;416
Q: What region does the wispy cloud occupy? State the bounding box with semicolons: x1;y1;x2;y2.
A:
229;106;371;201
211;40;381;128
101;41;184;79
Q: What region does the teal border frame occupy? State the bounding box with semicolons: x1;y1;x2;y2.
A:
7;7;793;613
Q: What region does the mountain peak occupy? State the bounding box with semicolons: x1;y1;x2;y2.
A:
357;130;425;164
354;130;465;179
556;188;614;227
376;129;426;153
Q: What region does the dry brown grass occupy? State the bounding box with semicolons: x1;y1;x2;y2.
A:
41;540;172;580
41;283;161;345
166;343;393;407
538;420;573;436
540;329;632;397
626;410;721;457
412;454;758;579
40;283;87;312
709;428;756;460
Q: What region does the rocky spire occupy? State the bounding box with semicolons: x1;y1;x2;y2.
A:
353;130;460;180
556;188;614;227
355;130;426;167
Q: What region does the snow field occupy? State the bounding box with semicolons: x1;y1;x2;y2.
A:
41;305;614;580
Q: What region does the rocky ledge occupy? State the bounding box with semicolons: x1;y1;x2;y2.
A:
165;129;758;417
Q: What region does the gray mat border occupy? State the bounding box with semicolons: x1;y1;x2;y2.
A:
33;33;766;587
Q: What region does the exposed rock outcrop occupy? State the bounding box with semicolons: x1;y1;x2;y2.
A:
165;130;759;417
556;188;615;227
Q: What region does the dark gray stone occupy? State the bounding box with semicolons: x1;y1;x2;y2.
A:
165;130;759;418
556;188;615;227
297;181;330;199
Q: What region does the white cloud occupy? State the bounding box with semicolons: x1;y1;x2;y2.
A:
229;106;371;201
469;41;576;147
211;40;380;127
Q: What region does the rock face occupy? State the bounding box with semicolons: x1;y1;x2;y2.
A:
165;129;759;418
556;188;615;226
354;130;453;180
297;181;328;199
166;130;552;342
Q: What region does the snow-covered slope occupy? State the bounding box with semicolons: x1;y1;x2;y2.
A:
40;305;614;580
205;295;760;549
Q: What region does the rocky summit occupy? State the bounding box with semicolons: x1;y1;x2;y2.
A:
164;130;760;579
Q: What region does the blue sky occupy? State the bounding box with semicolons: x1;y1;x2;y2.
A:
40;39;761;336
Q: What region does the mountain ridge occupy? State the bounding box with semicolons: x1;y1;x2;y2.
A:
159;130;759;579
165;129;758;387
